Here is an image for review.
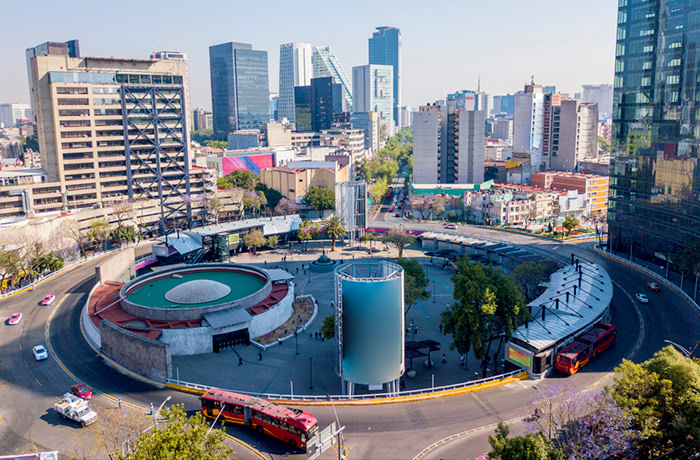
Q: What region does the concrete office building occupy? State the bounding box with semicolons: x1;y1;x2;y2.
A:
413;98;485;185
192;107;212;132
352;64;394;135
368;26;401;127
312;46;353;112
492;94;514;117
548;101;598;172
278;43;312;125
26;40;194;230
513;84;545;170
582;84;613;120
209;42;269;138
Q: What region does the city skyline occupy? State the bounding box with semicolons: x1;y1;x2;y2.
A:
0;0;617;112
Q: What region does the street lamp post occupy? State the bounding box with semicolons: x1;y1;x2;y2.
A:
664;339;694;357
295;328;299;355
432;280;436;303
532;385;552;440
153;396;172;428
309;357;313;389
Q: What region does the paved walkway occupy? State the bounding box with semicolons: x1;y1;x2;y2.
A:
171;241;514;397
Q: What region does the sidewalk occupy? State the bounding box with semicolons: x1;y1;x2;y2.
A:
170;241;511;396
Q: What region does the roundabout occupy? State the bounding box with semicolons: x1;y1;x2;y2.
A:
1;222;699;459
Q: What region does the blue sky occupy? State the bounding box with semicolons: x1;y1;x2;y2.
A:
1;0;618;110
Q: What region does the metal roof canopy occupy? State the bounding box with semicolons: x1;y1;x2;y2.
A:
265;268;295;282
203;308;251;329
155;232;203;255
512;262;613;352
187;214;302;237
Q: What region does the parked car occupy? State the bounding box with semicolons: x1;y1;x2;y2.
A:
388;206;394;212
443;223;458;229
40;294;56;306
8;312;22;325
33;345;48;361
635;293;649;303
647;282;661;292
71;383;93;400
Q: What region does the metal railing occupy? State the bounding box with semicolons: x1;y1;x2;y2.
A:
166;368;524;401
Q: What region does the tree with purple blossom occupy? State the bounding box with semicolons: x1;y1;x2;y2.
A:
526;384;634;459
243;190;267;218
274;197;297;216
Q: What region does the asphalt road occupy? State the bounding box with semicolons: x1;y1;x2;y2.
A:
1;219;698;459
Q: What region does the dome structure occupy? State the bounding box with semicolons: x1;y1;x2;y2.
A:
164;279;231;304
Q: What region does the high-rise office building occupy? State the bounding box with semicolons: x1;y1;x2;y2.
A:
492;94;514;117
0;103;32;128
582;84;613;120
513;84;545;169
413;98;485;185
609;0;700;257
294;86;312;131
209;42;269;139
279;43;312;124
368;26;401;127
310;77;343;132
26;40;193;230
350;111;380;152
192;107;212;131
352;64;394;135
312;46;353;112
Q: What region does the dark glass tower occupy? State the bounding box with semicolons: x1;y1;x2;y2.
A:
209;42;269;140
609;0;700;258
311;77;342;131
369;26;401;125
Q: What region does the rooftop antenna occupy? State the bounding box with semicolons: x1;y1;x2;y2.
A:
531;75;535;85
477;74;481;92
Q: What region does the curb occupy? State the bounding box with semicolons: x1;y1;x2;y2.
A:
165;372;529;406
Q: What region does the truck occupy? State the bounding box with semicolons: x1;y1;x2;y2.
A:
54;393;97;426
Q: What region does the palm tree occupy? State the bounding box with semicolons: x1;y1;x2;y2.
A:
323;216;347;252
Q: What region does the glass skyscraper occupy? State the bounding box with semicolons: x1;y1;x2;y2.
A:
209;42;269;139
279;43;312;125
369;26;401;127
610;0;700;258
312;46;353;112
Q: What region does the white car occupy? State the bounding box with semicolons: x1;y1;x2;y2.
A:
635;293;649;303
33;345;48;361
443;223;458;229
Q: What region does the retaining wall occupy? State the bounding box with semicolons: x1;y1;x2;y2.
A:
96;246;135;284
250;282;295;339
100;319;171;382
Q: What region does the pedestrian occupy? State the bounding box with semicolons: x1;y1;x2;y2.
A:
330;300;335;308
439;324;443;334
238;357;243;366
442;353;447;364
258;352;262;361
400;379;406;390
460;355;465;368
309;333;313;340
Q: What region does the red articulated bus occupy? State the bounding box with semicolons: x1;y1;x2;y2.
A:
555;322;617;375
201;388;318;450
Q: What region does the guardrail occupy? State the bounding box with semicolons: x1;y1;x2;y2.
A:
166;368;524;401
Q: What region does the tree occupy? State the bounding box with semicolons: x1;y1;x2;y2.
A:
219;169;257;190
369;176;388;206
322;216;347;251
267;235;278;247
243;190;267;217
255;182;283;210
297;220;320;251
488;422;560;460
382;229;416;258
411;196;445;220
243;229;267;255
396;258;429;314
304;186;335;215
674;240;700;276
441;260;528;363
320;314;335;339
204;196;223;225
360;232;379;252
118;404;234;460
608;346;700;456
598;135;611;154
510;261;559;303
562;216;579;237
59;218;87;257
203;140;228;150
190;128;214;144
527;385;633;460
87;218;110;252
274;197;297;216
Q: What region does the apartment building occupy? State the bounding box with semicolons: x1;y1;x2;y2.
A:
530;170;608;216
260;161;350;203
26;40;195;230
